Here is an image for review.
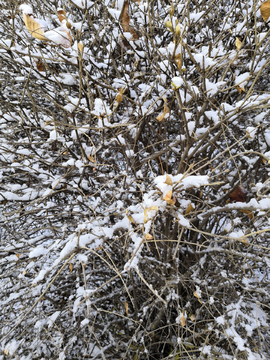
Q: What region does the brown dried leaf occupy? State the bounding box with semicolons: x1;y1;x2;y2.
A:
240;210;254;219
57;9;67;23
145;233;153;240
261;0;270;22
120;0;130;32
22;13;47;40
15;253;21;259
69;262;73;274
119;0;140;40
35;59;44;71
125;301;129;316
229;186;246;202
235;85;246;94
240;237;249;246
185;202;194;215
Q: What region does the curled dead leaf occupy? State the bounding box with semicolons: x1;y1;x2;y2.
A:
126;210;135;223
57;9;67;23
235;85;246;94
119;0;140;41
157;97;170;122
69;262;73;274
229;186;246;203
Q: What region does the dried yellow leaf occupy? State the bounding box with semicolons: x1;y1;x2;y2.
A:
169;4;174;17
77;42;84;54
235;85;246;94
22;14;47;40
194;291;202;303
116;93;123;103
185;202;194;215
145;233;153;240
180;313;186;327
261;0;270;22
190;314;196;322
235;37;242;50
69;262;73;274
175;24;181;38
165;20;173;33
164;174;173;186
15;253;21;259
156;97;170;122
125;301;129;316
144;206;158;223
126;210;135;223
240;237;249;246
88;155;95;162
163;190;176;205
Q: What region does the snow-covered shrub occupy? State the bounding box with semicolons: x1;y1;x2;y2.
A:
1;0;270;359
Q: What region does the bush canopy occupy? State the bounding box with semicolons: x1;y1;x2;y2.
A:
1;0;270;359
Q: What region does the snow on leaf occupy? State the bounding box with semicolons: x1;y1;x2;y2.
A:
194;287;202;303
144;206;158;223
171;76;183;90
